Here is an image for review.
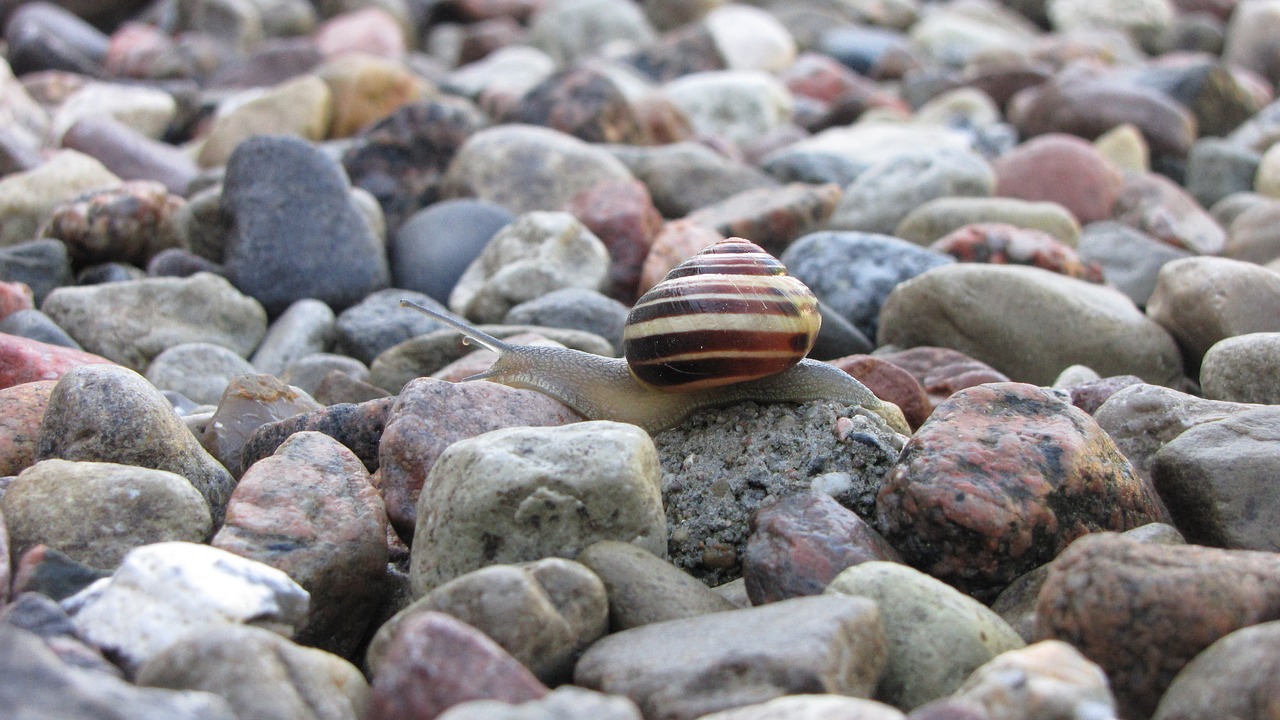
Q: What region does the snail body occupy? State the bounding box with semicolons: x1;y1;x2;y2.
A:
403;238;906;434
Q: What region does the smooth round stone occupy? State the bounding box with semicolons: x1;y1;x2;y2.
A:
1094;122;1150;173
878;264;1184;386
2;459;211;570
528;0;657;65
1113;171;1226;255
1223;0;1280;85
993;133;1124;225
661;70;793;146
48;81;176;142
410;421;667;595
144;342;258;407
1077;222;1193;307
1199;332;1280;404
441;124;634;214
930;223;1104;283
761;123;973;187
4;3;109;75
1146;256;1280;366
1152;621;1280;720
0;309;80;349
504;288;628;356
704;4;796;73
1255;142;1280;198
827;147;995;235
448;211;610;323
781;231;954;341
279;353;370;396
692;695;905;720
313;6;401;59
437;686;643;720
333;289;455;365
827;561;1025;709
895;196;1081;247
391;199;515;305
195;75;333;168
220;135;390;316
168;0;265;50
316;54;429;139
1184;137;1261;210
609;142;777;218
577;540;735;630
0;150;121;247
249;298;336;377
0;239;70;305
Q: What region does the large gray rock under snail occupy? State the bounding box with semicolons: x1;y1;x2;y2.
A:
402;237;909;435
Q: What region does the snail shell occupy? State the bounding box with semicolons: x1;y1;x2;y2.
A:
624;238;821;391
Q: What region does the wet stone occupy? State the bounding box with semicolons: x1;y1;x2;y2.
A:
876;382;1168;600
199;374;324;481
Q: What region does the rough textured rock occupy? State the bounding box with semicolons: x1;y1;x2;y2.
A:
410;421;666;595
136;624;369;720
1036;533;1280;720
213;432;388;657
878;264;1184;386
2;459;211;570
237;396;394;477
577;540;735;630
877;383;1167;599
873;346;1010;410
575;595;887;720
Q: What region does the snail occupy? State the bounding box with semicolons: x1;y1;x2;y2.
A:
402;237;908;435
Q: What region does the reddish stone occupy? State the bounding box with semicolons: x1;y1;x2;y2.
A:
993;134;1124;225
0;282;34;320
378;378;581;540
743;491;901;605
1037;533;1280;720
873;346;1009;409
44;180;184;268
1113;171;1226;255
829;355;931;430
1066;375;1145;415
876;383;1167;600
636;219;725;296
930;222;1106;283
779;52;908;130
450;0;547;22
0;380;56;477
213;431;389;658
314;7;406;59
0;335;115;391
103;21;174;79
367;611;548;720
565;179;663;303
686;183;843;256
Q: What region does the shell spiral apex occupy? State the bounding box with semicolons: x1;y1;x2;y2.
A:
623;237;821;391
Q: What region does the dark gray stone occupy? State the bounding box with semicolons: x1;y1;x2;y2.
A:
0;238;72;304
1185;138;1261;210
504;288;628;356
334;288;457;365
0;309;81;349
391;199;515;305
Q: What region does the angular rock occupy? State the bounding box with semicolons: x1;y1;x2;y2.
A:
368;559;606;684
136;624;368;720
199;374;324;479
744;491;901;605
575;595;887;720
878;264;1184;386
577;540;735;630
62;542;310;675
410;421;666;594
37;364;236;525
876;383;1168;599
213;432;388;657
40;272;267;373
366;611;549;720
2;459;211;570
827;562;1025;709
220;135;390;316
1036;533;1280;720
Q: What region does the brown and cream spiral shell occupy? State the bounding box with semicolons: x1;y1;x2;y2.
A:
623;238;822;391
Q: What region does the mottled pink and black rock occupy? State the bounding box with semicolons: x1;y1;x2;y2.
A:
743;491;901;605
1036;533;1280;720
876;383;1167;600
930;223;1105;283
238;396;395;476
506;64;649;145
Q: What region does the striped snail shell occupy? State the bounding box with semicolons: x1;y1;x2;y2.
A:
624;238;821;391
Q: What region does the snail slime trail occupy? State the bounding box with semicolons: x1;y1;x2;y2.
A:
401;238;908;434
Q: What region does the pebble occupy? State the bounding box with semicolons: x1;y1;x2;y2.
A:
41;180;183;268
1223;0;1280;86
507;62;656;146
563;178;663;302
442;45;556;117
237;395;395;477
694;694;905;720
41;272;267;373
437;686;643;720
504;288;629;355
781;231;953;341
366;611;549;720
368;558;607;684
878;264;1184;386
1184;136;1262;209
61;541;309;675
0;332;113;389
249;298;337;377
610;142;778;219
1151;406;1280;551
135;624;368;720
895;196;1082;247
575;595;886;720
4;3;109;76
1112;170;1227;255
993;133;1124;225
876;382;1167;599
332;289;454;365
311;369;391;406
687;182;843;254
0;379;56;476
829;355;930;429
316;54;429;139
219;134;390;316
1152;620;1280;720
279;353;369;395
827;561;1025;709
743;491;901;605
930;222;1105;283
950;640;1118;720
37;364;237;524
1145;256;1280;368
872;346;1010;410
195;75;333;168
762;123;973;187
1036;532;1280;720
0;239;72;305
1222;196;1280;263
410;421;666;594
391;199;516;304
1076;221;1193;306
827;147;995;235
663;70;793;147
447;210;610;323
0;149;121;247
1199;331;1280;403
577;540;736;629
143;342;258;406
314;7;403;60
212;431;388;657
527;0;656;66
198;373;324;479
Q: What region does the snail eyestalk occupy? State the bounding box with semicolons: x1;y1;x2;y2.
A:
400;299;513;355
